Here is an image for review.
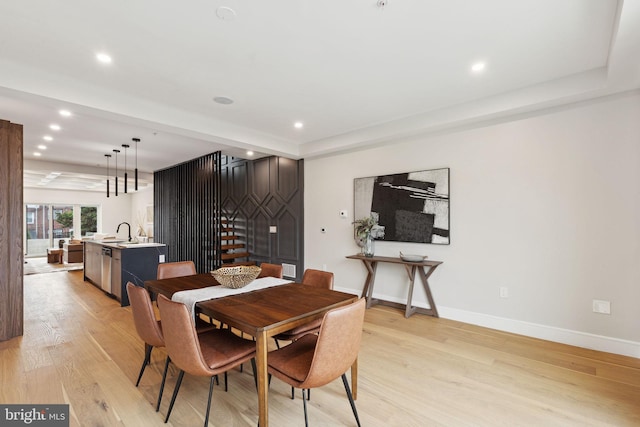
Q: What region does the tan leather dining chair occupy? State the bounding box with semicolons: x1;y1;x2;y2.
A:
257;262;283;278
272;269;335;398
127;282;172;412
126;283;213;412
274;269;334;344
268;298;366;426
157;294;257;427
157;260;196;279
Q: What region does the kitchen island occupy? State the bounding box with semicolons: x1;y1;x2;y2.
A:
83;240;167;306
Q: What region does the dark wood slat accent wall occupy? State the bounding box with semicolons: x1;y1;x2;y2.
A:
154;153;304;280
221;156;304;281
0;119;24;341
154;152;221;273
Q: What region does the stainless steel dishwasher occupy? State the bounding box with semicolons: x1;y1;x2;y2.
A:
101;246;112;293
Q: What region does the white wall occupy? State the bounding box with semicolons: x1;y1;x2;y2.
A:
304;91;640;357
130;186;154;239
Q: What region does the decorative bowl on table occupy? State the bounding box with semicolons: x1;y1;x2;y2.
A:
399;252;428;262
211;265;262;289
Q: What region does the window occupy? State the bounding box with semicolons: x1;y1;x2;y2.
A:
24;203;101;257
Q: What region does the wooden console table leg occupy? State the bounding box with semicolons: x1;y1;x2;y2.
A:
359;260;372;299
403;265;418;318
418;265;440;317
360;260;378;308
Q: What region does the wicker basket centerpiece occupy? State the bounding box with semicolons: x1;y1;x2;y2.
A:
211;265;262;289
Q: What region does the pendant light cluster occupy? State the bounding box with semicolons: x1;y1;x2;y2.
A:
104;138;140;197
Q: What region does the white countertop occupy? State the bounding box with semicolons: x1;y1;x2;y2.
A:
85;240;166;249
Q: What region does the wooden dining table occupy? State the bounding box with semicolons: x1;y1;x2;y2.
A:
143;274;358;427
144;273;219;299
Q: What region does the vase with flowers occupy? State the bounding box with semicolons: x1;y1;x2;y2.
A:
353;212;385;257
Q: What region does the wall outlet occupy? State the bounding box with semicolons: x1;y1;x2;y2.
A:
592;299;611;314
499;287;509;298
159;254;165;263
269;226;277;233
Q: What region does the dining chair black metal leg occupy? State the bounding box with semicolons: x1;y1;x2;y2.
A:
204;376;215;427
155;356;171;411
164;370;185;423
341;373;361;427
135;344;153;386
302;389;309;427
251;358;258;390
224;371;228;391
291;386;310;400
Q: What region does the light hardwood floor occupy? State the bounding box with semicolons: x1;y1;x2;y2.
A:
1;270;639;426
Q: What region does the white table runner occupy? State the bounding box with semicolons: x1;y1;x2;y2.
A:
172;277;293;319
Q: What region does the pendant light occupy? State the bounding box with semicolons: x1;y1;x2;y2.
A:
113;149;120;196
104;154;112;198
132;138;140;191
122;143;130;193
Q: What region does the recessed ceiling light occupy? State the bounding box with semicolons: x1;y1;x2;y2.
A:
471;62;486;73
96;52;112;64
43;135;53;141
33;152;41;157
49;124;61;131
294;122;304;129
59;110;72;117
213;96;234;105
38;145;47;150
246;151;254;157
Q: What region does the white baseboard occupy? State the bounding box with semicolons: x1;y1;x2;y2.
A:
439;306;640;359
337;287;640;359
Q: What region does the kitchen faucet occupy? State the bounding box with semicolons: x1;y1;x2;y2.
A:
117;222;132;242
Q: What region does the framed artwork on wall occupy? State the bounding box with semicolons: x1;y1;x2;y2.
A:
354;168;450;244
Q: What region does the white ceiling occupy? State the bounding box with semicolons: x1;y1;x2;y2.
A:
1;0;639;191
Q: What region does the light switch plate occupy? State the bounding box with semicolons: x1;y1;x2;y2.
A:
269;226;277;233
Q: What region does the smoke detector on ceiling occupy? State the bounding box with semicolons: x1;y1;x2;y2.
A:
216;6;236;21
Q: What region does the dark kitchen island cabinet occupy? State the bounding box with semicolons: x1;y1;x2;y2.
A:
84;240;167;306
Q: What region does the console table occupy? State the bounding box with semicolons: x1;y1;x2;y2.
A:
346;254;442;318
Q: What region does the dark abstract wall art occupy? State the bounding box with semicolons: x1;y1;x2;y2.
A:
354;168;450;244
